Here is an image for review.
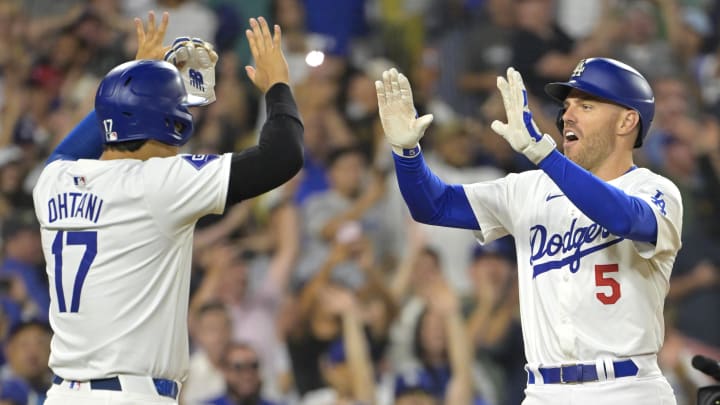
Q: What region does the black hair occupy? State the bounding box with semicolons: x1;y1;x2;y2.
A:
104;140;148;152
6;320;52;341
411;308;447;396
1;210;39;241
325;144;368;169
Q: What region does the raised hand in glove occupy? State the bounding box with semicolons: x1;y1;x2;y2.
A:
491;67;556;165
164;37;218;105
375;68;434;157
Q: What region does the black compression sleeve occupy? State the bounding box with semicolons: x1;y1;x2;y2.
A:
226;83;304;205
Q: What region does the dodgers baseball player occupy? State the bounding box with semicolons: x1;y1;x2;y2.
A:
376;58;682;405
33;16;303;405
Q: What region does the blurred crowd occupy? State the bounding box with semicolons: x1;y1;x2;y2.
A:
1;0;719;404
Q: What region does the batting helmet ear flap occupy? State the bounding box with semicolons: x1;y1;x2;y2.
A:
556;108;565;135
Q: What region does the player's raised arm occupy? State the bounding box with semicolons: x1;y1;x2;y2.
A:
375;68;479;230
491;65;661;243
222;17;304;206
47;11;170;164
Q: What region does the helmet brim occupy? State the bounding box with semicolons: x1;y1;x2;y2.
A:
544;82;574;104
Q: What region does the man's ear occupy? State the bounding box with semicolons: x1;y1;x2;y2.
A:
617;109;640;137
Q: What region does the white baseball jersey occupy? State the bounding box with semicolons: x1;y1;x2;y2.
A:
463;167;682;365
32;153;232;382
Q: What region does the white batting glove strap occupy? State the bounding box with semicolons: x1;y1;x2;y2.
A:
375;68;433;157
164;37;218;106
491;67;556;165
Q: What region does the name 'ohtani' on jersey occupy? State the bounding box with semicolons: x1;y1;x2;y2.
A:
47;192;104;224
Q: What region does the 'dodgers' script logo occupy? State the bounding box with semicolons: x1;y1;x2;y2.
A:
529;218;624;278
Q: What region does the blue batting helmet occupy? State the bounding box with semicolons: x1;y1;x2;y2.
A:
544;58;655;148
95;60;202;147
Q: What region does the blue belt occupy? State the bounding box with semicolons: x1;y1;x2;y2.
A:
52;375;179;399
528;359;639;384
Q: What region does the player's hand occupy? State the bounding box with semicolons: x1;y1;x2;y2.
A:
245;17;289;93
490;67;556;165
375;68;434;156
134;11;170;60
164;37;218;105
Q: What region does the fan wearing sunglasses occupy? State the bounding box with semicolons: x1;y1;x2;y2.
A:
206;342;282;405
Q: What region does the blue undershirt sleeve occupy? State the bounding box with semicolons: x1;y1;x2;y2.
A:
538;150;657;243
393;152;480;230
47;110;104;164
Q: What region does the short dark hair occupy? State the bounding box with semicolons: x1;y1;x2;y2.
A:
104;140;147;152
325;144;368;169
7;320;52;341
2;211;38;241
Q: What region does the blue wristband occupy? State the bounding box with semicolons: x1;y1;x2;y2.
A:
402;145;421;157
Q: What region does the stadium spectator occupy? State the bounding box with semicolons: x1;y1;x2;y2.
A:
183;301;233;405
206;342;282;405
0;321;52;405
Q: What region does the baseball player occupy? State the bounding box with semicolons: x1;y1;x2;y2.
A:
376;58;682;405
33;14;303;405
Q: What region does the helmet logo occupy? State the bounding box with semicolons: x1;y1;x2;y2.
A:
571;60;587;78
103;119;118;142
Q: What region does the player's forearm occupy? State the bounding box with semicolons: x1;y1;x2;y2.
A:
538;150;658;242
47;110;104;164
393;152;480;229
226;83;303;205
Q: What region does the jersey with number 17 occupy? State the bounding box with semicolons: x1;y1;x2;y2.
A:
32;154;232;382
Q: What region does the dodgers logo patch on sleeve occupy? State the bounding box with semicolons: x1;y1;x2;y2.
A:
651;190;667;216
181;154;219;170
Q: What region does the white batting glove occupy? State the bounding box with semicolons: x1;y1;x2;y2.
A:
164;37;218;105
375;68;434;157
490;67;556;165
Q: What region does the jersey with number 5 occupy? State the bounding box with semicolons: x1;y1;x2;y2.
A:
463;167;682;365
32;154;232;382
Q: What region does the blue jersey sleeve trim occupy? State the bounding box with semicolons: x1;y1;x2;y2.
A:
538;150;657;243
393;152;480;230
47;111;104;164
